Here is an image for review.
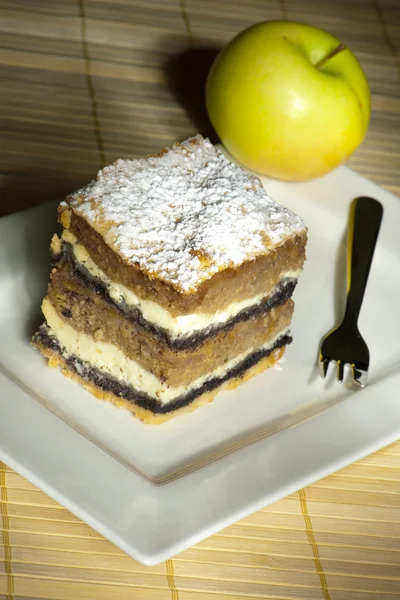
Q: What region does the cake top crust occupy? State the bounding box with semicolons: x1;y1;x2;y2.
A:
63;135;306;293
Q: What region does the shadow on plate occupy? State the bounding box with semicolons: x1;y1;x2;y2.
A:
22;202;60;339
308;218;347;386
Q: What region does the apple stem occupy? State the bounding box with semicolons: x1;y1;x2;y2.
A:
314;43;346;70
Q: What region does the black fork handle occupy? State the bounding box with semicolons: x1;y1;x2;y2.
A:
344;196;383;325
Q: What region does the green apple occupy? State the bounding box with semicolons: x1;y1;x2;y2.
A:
206;21;370;181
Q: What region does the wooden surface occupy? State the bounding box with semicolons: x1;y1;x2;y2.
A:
1;0;400;598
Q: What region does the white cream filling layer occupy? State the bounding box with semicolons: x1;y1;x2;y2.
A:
62;230;300;339
42;298;289;406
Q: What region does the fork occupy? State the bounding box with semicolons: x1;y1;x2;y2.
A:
319;196;383;387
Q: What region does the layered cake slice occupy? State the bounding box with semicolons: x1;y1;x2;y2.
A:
33;135;307;424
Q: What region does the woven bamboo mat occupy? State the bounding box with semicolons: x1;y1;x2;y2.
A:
1;0;400;598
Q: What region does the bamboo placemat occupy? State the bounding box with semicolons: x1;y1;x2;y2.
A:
2;448;400;599
1;0;400;598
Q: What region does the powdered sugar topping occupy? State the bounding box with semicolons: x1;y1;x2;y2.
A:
66;136;306;292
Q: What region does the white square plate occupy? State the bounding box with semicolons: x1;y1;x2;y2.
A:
1;165;399;565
